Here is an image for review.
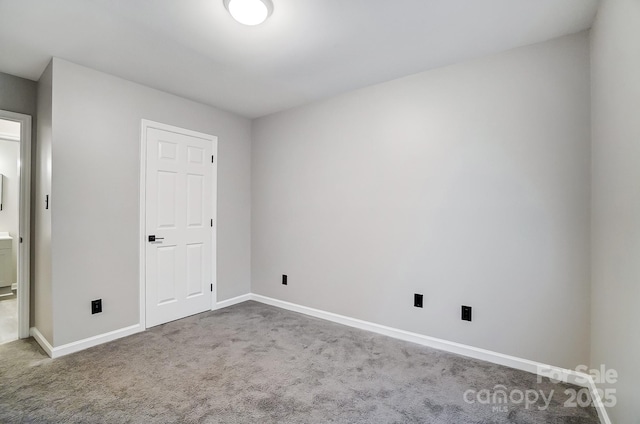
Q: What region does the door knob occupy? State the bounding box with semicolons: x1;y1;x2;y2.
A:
148;235;165;242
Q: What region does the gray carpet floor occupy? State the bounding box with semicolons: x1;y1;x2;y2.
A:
0;301;599;423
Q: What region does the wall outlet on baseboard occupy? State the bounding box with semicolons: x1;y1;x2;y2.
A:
414;293;423;308
92;299;102;314
282;275;287;285
461;305;472;321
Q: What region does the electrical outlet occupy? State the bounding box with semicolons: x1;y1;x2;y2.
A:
414;293;423;308
91;299;102;315
461;305;472;322
282;275;287;285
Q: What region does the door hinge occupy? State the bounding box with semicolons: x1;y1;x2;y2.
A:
211;219;213;227
210;284;213;292
211;155;214;163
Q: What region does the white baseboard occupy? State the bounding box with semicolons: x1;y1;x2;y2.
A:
587;377;612;424
31;324;142;359
213;293;252;310
249;294;610;424
251;294;574;380
29;327;54;357
28;293;611;424
28;293;255;360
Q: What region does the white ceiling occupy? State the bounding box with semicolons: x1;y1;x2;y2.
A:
0;0;599;118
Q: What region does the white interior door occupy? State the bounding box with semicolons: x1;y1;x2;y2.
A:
145;125;214;328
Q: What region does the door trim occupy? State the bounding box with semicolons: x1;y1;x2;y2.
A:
0;110;32;340
139;119;218;329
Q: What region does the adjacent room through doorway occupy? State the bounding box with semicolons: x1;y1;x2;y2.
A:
0;117;21;344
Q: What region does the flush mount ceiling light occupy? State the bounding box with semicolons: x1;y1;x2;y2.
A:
223;0;273;26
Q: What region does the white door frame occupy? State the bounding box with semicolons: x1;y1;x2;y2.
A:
0;110;32;339
139;119;218;329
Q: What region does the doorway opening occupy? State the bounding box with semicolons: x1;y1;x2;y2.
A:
0;111;32;344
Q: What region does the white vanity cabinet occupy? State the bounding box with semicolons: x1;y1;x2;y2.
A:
0;232;13;288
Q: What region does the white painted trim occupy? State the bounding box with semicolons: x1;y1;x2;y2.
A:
27;294;611;424
18;115;31;340
138;122;147;330
27;292;251;359
587;377;613;424
210;138;218;307
31;324;142;359
139;119;218;330
29;327;54;357
0;110;32;340
213;293;252;310
249;294;611;423
251;294;577;379
0;132;20;142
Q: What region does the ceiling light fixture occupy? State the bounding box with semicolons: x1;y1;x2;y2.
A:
223;0;273;26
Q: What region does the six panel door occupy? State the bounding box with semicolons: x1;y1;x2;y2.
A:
145;127;213;328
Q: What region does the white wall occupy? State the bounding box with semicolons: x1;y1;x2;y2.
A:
0;138;20;285
252;32;591;369
46;59;252;346
590;0;640;422
34;61;53;343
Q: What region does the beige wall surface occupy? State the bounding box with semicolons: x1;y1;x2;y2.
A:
252;33;591;370
590;0;640;422
48;59;252;346
0;72;37;117
34;61;53;343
